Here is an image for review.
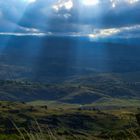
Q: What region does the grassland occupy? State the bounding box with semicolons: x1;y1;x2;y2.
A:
0;72;139;139
0;101;139;140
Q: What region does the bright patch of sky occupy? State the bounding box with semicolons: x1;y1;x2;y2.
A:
23;0;36;4
110;0;139;8
81;0;99;6
52;0;73;12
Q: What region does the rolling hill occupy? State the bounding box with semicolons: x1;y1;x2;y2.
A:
0;72;139;105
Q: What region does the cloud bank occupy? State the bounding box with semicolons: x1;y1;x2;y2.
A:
0;0;140;38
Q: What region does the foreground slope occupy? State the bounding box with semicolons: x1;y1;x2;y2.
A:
0;101;139;140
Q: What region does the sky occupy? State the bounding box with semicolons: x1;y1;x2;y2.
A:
0;0;140;39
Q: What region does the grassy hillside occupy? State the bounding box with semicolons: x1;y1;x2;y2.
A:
0;72;139;105
0;70;139;139
0;101;139;140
